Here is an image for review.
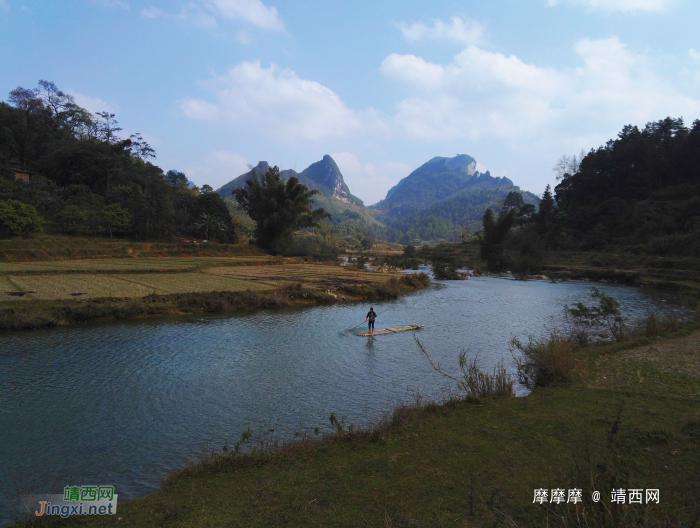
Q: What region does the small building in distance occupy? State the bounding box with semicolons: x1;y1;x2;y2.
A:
14;169;30;182
10;159;32;182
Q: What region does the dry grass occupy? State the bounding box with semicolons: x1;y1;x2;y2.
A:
511;332;576;388
0;267;431;329
457;356;515;399
0;256;280;275
632;310;682;338
0;261;399;302
586;330;700;398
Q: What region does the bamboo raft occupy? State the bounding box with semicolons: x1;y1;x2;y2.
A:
356;325;423;337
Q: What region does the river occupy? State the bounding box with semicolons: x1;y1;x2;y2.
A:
0;274;688;525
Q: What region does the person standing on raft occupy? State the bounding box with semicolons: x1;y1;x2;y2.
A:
365;307;377;334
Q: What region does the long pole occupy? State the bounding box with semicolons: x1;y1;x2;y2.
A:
342;308;390;336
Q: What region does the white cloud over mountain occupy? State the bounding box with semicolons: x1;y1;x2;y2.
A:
181;61;372;140
179;29;700;200
381;37;700;144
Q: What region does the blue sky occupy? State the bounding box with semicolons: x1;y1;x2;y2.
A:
1;0;699;205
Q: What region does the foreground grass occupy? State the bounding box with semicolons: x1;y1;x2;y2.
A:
19;326;700;527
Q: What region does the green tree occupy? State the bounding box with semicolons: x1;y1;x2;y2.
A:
233;166;329;252
480;207;517;270
57;204;89;234
0;199;43;236
361;237;374;251
403;244;417;257
538;184;555;231
503;191;524;210
101;203;131;242
166;170;189;189
194;212;227;241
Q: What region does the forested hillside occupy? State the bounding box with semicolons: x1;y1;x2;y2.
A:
387;187;539;243
0;80;237;242
479;117;700;272
550;117;700;254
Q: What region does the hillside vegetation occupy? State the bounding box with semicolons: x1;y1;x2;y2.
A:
545;117;700;255
471;118;700;276
0;81;238;243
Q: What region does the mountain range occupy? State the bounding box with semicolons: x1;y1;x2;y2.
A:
216;155;363;206
215;153;538;243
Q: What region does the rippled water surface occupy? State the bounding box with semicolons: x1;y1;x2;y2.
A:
0;276;687;525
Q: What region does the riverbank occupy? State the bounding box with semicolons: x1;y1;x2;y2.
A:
16;321;700;527
428;242;700;303
0;269;430;330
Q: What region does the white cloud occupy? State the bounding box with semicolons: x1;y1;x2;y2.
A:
209;0;282;30
398;16;484;44
141;0;282;31
181;61;370;141
330;152;411;205
690;48;700;62
381;37;700;144
185;150;250;189
175;4;218;28
381;54;444;88
141;4;217;27
545;0;673;12
70;91;117;114
141;6;163;19
90;0;129;9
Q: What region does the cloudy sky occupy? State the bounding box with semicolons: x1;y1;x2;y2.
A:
2;0;699;204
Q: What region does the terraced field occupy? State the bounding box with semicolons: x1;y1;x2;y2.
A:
0;256;279;275
204;264;391;290
0;258;392;302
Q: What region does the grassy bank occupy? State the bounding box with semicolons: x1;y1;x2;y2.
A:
0;273;431;330
15;320;700;527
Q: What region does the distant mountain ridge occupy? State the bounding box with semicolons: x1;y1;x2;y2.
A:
216;152;537;244
373;154;516;217
215;155;363;206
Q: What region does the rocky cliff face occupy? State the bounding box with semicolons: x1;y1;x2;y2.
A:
215;156;363;206
298;155;363;206
373;154;515;217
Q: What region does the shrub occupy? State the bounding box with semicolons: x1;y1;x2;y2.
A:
432;258;466;280
564;287;625;344
414;336;514;399
634;310;681;338
0;199;43;236
457;354;515;399
511;331;575;388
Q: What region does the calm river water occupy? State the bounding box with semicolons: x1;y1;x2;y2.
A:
0;274;688;525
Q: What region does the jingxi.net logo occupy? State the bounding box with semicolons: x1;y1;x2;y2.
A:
33;485;117;519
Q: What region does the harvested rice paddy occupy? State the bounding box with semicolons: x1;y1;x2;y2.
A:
205;264;391;290
0;259;394;302
0;256;280;275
